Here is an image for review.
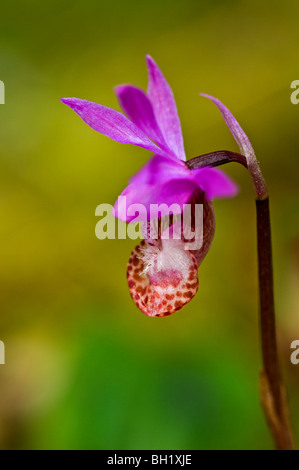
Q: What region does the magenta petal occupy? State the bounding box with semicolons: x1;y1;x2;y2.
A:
129;155;189;187
115;85;173;157
113;183;153;222
200;94;256;164
61;97;162;155
192;167;239;199
146;56;186;161
114;178;198;222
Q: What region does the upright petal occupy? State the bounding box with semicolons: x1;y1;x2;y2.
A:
146;55;186;161
125;187;216;317
61;97;162;155
115;85;174;157
192;167;239;199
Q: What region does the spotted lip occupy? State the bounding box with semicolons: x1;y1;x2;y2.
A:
127;241;199;317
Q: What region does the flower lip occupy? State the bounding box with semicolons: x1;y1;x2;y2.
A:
127;239;199;317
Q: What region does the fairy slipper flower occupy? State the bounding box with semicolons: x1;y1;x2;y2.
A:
61;56;238;317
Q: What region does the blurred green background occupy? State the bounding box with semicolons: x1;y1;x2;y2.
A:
0;0;299;450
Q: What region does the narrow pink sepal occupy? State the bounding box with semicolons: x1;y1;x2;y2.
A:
115;85;174;157
61;97;162;155
146;55;186;161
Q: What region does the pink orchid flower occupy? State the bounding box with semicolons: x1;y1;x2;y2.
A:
61;56;238;317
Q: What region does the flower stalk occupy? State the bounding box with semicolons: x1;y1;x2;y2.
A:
186;150;248;170
257;196;294;450
187;150;295;450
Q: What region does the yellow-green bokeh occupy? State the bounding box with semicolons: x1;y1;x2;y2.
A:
0;0;299;449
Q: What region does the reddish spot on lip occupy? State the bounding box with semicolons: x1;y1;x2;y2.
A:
127;243;199;317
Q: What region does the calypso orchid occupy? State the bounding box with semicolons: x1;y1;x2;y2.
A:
61;56;238;317
62;56;296;449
